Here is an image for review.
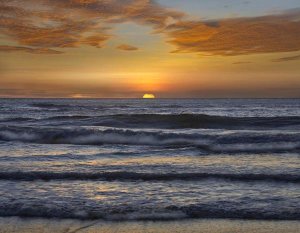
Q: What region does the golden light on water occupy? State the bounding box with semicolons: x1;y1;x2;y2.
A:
143;94;155;99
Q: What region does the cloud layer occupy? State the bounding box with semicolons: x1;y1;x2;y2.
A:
166;10;300;56
1;1;300;56
0;0;183;53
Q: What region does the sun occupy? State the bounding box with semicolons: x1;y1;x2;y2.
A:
143;93;155;99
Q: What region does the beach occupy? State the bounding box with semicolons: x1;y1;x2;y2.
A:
1;218;300;233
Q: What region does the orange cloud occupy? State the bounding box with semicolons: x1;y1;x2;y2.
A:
0;0;183;54
1;1;300;57
166;10;300;56
81;34;112;48
0;2;107;50
116;44;139;51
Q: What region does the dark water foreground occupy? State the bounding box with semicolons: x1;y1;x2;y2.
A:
0;99;299;221
0;218;300;233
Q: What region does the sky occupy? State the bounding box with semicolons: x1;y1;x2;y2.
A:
0;0;300;98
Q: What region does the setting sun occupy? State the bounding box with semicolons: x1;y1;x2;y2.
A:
143;94;155;99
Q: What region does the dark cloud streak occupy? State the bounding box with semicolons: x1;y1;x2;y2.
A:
116;44;139;51
0;45;63;54
272;54;300;62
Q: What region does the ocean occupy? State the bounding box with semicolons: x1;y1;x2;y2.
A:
0;98;299;221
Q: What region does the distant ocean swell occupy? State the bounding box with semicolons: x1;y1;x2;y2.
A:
0;171;299;183
0;126;299;153
1;114;300;129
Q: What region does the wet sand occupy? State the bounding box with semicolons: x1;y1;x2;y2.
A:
0;218;299;233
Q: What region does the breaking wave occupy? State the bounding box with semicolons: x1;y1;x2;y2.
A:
0;126;208;147
0;203;299;220
0;126;300;153
0;126;299;153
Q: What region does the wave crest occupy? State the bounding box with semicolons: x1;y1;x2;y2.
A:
0;202;299;220
0;126;300;153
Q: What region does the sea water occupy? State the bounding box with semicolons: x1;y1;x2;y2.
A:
0;98;299;220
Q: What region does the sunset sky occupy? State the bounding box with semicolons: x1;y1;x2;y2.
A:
1;0;300;98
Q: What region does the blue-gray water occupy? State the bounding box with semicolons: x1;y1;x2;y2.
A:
0;99;299;220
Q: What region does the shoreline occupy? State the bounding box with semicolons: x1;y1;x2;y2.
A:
0;217;300;233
